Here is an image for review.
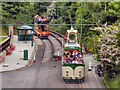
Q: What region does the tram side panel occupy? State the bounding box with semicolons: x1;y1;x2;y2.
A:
62;65;85;81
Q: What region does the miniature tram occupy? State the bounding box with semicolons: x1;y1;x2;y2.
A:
34;15;50;39
62;26;85;83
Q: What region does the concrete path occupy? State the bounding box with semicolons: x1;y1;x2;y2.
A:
0;35;36;72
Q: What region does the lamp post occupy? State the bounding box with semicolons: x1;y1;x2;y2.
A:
80;0;83;55
31;30;34;47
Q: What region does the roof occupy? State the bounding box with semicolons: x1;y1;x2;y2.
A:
67;26;77;33
17;25;34;30
65;43;80;48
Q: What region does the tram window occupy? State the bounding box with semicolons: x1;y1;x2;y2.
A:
79;71;81;76
41;25;44;31
66;71;69;73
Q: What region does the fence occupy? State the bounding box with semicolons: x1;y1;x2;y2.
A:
0;37;11;53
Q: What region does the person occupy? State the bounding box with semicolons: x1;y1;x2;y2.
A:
72;50;78;56
35;14;38;19
34;14;38;23
64;50;70;56
78;54;82;58
67;55;72;63
37;16;41;24
77;60;83;64
72;58;79;64
42;14;45;19
63;59;71;64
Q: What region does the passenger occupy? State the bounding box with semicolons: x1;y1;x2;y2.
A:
37;16;41;24
76;56;79;60
42;14;45;19
72;50;78;56
77;60;83;64
72;60;79;64
64;51;68;56
77;52;80;56
34;14;38;23
67;55;72;63
64;59;71;64
35;14;38;18
67;50;70;55
78;54;82;58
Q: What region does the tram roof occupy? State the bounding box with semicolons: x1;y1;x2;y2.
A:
67;26;78;33
65;43;80;48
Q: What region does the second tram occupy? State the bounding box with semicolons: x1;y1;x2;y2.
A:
34;15;50;38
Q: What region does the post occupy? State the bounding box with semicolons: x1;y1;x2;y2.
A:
81;0;83;55
31;30;34;47
25;30;26;43
81;0;83;45
31;36;33;47
57;0;59;24
58;49;59;60
93;35;96;58
33;54;35;63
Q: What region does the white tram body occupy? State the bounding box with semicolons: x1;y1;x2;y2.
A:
62;27;85;83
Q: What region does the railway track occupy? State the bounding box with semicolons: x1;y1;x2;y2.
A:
40;31;84;88
35;31;67;88
2;30;104;88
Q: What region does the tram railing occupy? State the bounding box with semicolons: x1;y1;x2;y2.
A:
0;37;10;54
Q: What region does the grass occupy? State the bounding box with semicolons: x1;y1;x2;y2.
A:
0;37;8;43
0;30;8;36
104;73;120;88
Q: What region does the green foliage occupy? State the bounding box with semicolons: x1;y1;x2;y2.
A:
104;70;120;88
2;2;50;35
0;37;8;43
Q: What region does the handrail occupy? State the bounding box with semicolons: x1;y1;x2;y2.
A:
0;37;10;54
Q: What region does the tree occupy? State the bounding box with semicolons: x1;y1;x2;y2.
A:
94;23;120;78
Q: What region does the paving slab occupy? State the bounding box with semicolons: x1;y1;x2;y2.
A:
0;35;42;72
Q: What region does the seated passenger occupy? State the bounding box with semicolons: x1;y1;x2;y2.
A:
37;16;41;24
67;55;72;63
64;50;70;56
35;14;38;19
34;15;38;23
72;58;79;64
78;54;82;58
72;50;78;56
76;56;79;60
63;59;71;64
78;60;83;64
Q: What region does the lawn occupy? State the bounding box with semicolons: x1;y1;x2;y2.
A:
105;73;120;88
0;37;8;43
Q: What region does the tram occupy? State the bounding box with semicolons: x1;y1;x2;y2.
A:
62;26;85;83
34;15;50;38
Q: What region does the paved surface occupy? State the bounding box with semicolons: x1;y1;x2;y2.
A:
1;35;105;88
1;55;105;88
0;35;35;72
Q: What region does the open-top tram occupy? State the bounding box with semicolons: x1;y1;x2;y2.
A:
34;15;50;39
62;26;85;83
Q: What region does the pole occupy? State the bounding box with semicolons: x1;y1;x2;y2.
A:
58;49;59;60
93;35;96;58
81;0;83;45
57;0;59;24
